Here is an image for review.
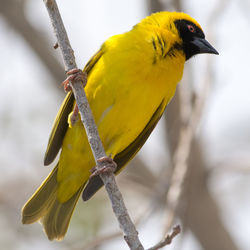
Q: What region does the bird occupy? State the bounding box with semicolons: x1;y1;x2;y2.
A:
22;11;218;240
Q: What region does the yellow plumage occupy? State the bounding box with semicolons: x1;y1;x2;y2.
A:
22;12;218;240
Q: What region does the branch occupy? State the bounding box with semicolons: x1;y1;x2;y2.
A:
160;1;239;249
161;0;224;234
43;1;143;249
147;225;181;250
163;69;207;233
146;0;202;236
182;142;240;250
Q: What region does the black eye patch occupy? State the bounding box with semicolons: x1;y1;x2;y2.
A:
174;19;205;41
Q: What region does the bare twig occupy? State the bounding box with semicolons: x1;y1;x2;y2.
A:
43;1;143;249
163;82;205;233
161;0;226;234
147;225;181;250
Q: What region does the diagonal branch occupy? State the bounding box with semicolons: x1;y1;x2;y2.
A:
163;74;209;233
42;1;143;249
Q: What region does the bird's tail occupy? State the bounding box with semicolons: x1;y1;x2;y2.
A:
22;164;84;240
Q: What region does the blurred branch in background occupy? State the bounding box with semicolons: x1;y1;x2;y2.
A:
146;0;240;250
0;0;65;93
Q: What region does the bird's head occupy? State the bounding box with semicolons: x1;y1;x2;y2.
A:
173;14;219;60
139;12;219;60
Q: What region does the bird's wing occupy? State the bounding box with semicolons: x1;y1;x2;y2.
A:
44;49;104;166
44;92;74;166
82;99;166;201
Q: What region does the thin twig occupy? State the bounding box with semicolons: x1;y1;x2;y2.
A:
43;1;143;249
162;0;223;236
147;225;181;250
163;85;203;233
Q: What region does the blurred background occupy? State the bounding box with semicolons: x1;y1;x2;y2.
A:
0;0;249;249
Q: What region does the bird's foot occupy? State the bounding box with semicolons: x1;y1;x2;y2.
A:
62;69;87;92
90;157;117;178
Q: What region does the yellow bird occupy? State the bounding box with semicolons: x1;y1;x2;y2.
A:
22;11;218;240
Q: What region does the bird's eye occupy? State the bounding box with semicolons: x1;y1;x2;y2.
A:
187;24;195;33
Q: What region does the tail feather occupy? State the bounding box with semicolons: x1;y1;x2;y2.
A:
22;166;58;224
41;186;83;240
22;164;84;240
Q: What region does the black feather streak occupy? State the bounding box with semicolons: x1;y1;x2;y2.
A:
165;42;183;58
157;35;164;56
152;38;157;64
152;38;157;51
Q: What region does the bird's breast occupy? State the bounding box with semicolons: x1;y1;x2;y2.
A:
85;49;184;157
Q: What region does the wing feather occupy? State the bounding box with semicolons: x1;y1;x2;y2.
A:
44;49;104;165
44;93;74;165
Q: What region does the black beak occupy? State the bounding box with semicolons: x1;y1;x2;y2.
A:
191;37;219;55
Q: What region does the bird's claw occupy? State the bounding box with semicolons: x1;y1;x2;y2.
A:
90;157;117;178
62;69;87;92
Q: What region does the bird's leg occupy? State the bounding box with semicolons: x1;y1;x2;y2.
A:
69;104;79;126
90;156;117;178
62;69;87;126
